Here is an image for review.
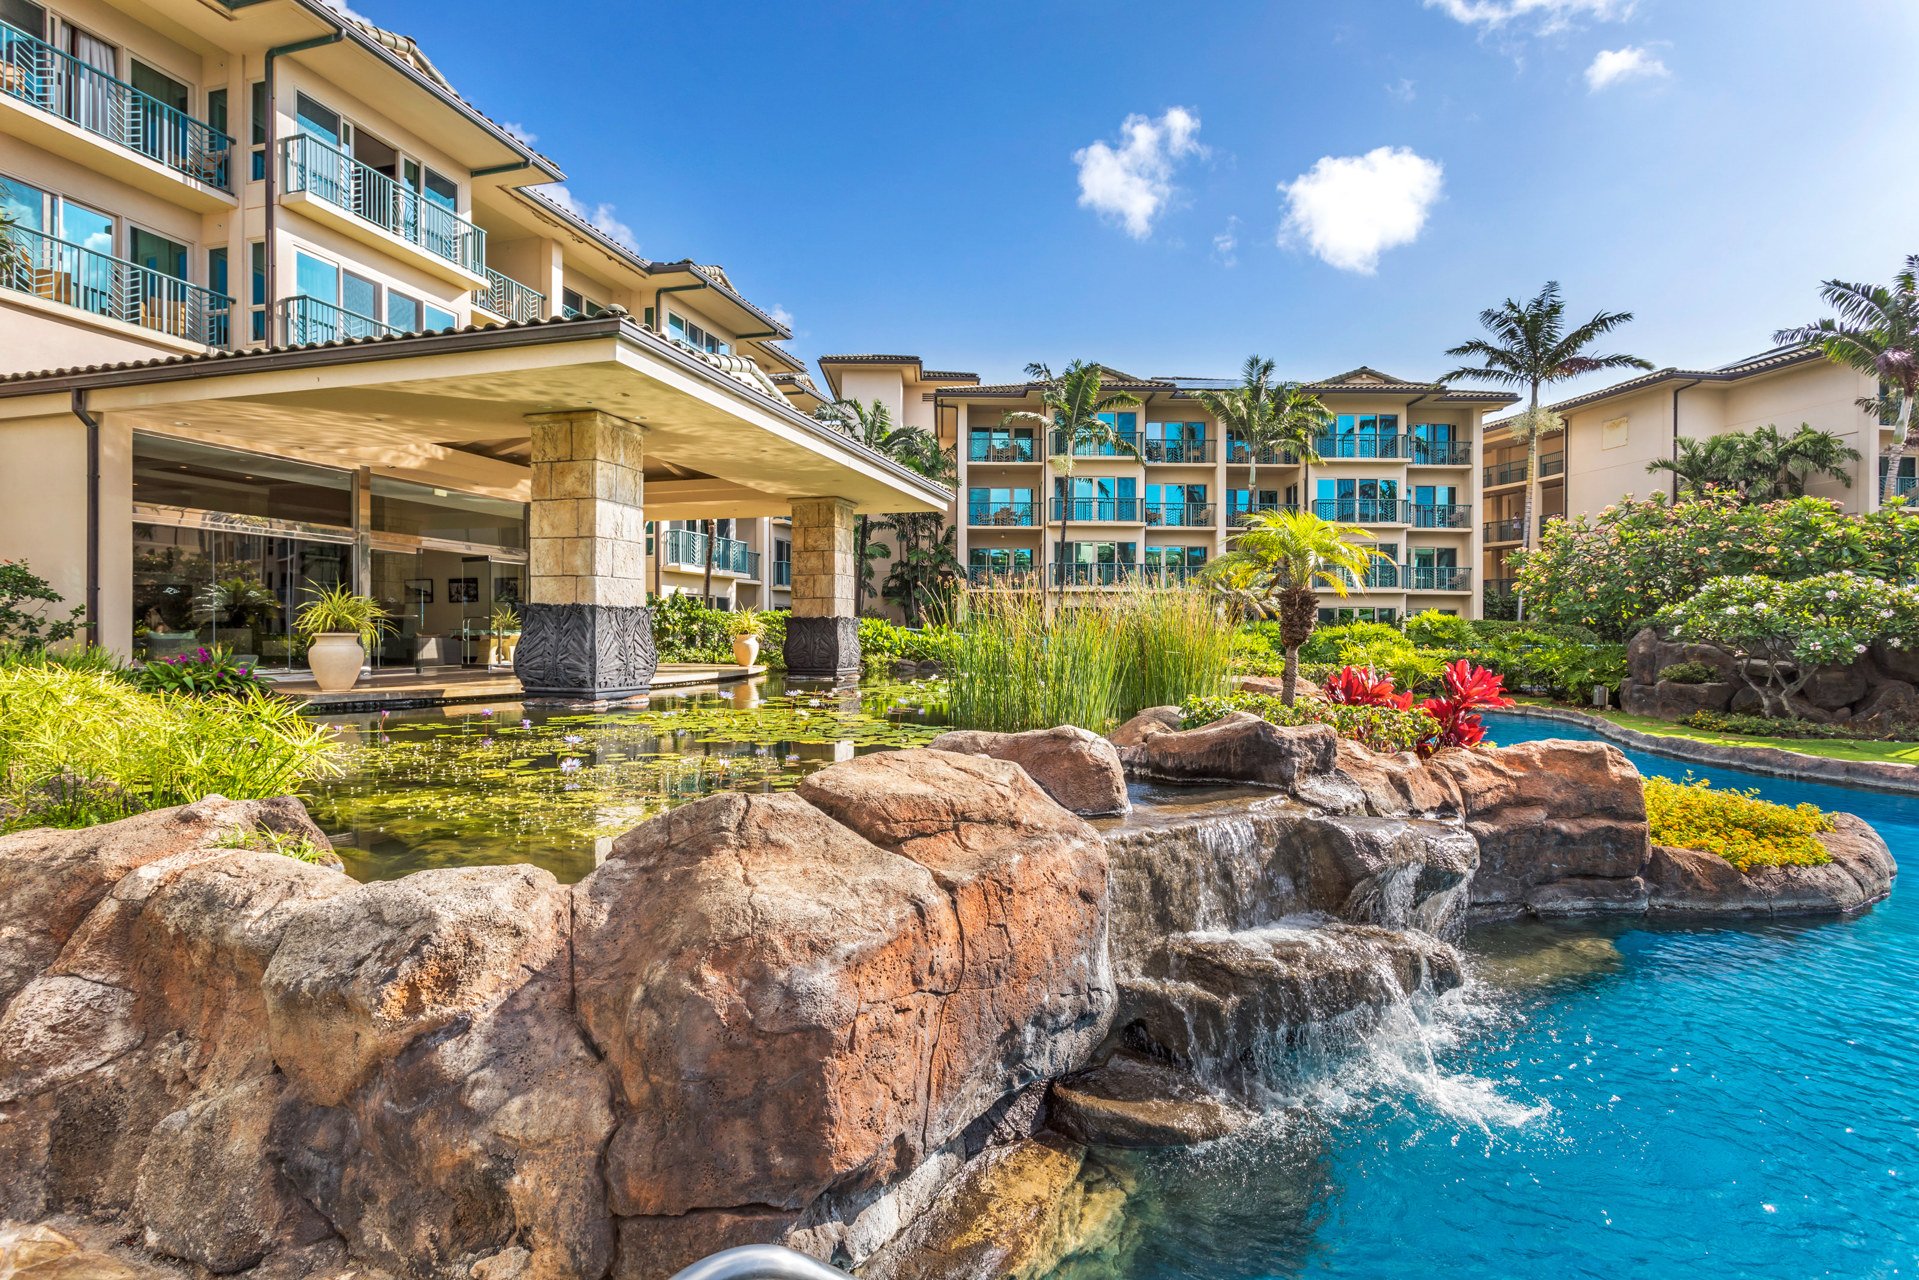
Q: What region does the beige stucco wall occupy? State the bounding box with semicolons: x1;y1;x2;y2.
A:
0;409;132;657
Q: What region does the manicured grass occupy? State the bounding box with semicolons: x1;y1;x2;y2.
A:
1514;697;1919;766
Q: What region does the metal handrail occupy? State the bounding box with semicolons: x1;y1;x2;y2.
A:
1142;501;1215;527
0;20;232;189
1141;439;1215;463
772;559;792;587
1410;502;1472;529
280;294;399;345
1051;497;1139;522
281;133;485;274
4;223;231;347
1410;440;1472;466
1049;431;1140;458
1483;517;1526;543
662;527;755;574
476;266;545;322
967;500;1036;526
668;1245;850;1280
1224;443;1297;465
1313;497;1409;524
1313;434;1406;460
966;437;1036;462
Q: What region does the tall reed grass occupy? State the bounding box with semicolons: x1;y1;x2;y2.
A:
944;586;1235;732
0;664;340;831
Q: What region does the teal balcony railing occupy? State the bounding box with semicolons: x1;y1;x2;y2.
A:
1053;562;1139;588
1410;440;1472;466
661;527;755;575
3;223;231;347
1484;459;1528;487
1313;434;1407;460
1225;442;1298;465
281;133;485;275
1049;431;1140;458
1143;501;1215;527
967;564;1039;588
1051;497;1139;522
475;267;544;323
1142;440;1215;463
280;294;399;345
772;559;791;587
1898;475;1918;497
967;435;1037;462
1313;497;1410;524
0;21;232;190
1411;503;1472;529
968;500;1036;527
1407;565;1472;592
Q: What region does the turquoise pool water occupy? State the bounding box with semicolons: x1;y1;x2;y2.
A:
1099;712;1916;1280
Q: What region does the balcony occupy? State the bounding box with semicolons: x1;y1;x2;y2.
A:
1225;443;1298;466
1052;562;1137;588
1225;502;1299;527
1143;502;1215;528
1406;565;1472;592
1313;498;1409;525
4;224;231;348
967;500;1037;527
1483;517;1525;544
1313;434;1406;460
1483;459;1528;487
1410;440;1472;466
1142;440;1216;464
1485;577;1518;597
1049;432;1140;459
280;295;399;346
473;267;545;324
1341;562;1401;591
967;438;1038;463
967;564;1040;588
1539;451;1565;478
1051;497;1139;522
1898;475;1918;497
1410;503;1472;530
280;133;486;284
772;559;791;588
660;527;757;576
0;21;232;205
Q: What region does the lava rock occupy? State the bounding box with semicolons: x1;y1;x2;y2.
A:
1048;1052;1255;1148
1109;709;1339;789
927;725;1129;816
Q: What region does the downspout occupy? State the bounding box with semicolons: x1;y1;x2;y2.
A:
70;390;100;644
263;32;344;343
1669;379;1701;500
652;281;705;338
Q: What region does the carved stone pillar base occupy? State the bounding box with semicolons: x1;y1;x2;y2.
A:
514;603;657;700
782;615;860;680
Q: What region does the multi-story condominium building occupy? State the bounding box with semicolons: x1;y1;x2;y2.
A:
1479;345;1891;601
821;356;1517;622
0;0;942;692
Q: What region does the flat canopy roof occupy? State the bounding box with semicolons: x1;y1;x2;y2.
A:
0;317;950;519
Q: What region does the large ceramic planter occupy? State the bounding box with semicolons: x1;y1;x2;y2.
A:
306;633;366;693
732;635;760;668
486;634;519;667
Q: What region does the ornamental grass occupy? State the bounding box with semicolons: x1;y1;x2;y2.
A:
1643;774;1835;871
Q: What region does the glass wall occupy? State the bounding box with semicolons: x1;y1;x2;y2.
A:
132;522;348;666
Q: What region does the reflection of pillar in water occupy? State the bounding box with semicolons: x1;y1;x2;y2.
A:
832;740;855;763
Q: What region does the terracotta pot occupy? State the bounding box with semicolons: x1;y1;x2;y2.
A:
306;633;366;693
731;635;760;668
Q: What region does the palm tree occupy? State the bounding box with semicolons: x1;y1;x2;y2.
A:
1201;508;1388;706
1767;424;1862;498
877;433;961;625
819;398;914;612
1647;425;1860;502
1776;256;1919;506
1005;361;1142;605
0;185;28;283
1196;356;1331;511
1444;282;1652;618
1646;433;1744;498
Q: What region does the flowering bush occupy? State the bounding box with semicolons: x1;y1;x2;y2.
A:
133;646;273;698
1661;572;1919;717
1513;494;1919;639
1322;665;1413;708
1182;692;1440;755
1643;775;1835;871
1417;659;1514;749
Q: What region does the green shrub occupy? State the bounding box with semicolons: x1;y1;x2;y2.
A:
856;616;958;674
1469;619;1601;644
1182;691;1441;755
0;560;84;651
760;610;787;670
0;665;339;832
1299;621;1403;664
1643;774;1834;871
0;644;126;676
133;646;274;698
1658;661;1718;685
1404;610;1476;649
1681;709;1919;742
651;593;733;663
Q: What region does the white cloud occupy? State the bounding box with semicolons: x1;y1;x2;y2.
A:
770;305;795;330
1212;216;1241;268
1072;107;1205;239
535;184;637;252
1585;45;1669;90
499;121;538;147
1277;146;1444;275
1424;0;1632;32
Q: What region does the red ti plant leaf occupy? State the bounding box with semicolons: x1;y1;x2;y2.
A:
1323;665;1414;710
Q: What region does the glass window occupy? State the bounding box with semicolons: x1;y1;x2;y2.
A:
0;174;45;232
130;228;187;281
294;93;340;144
132;431;352;526
667;311;729;354
342;270;377;320
370;476;525;549
249;81;266;181
0;0;47;37
422;168;457;211
58;198;113;254
248;241;266;341
422;302;456;332
387;291;422;333
561;287;605;319
206;87;227;135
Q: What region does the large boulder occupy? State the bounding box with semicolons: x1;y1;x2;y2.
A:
1331;741;1463;817
1647;814;1895;915
926;725;1129;816
1108;709;1339;790
1803;665;1870;711
1047;1052;1254;1148
1620;679;1736;719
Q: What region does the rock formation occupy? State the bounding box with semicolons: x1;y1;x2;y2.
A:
1620;626;1919;733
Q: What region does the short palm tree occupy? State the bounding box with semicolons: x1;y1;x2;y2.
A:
1775;256;1919;506
820;398;915;611
1444;283;1652;617
1005;361;1142;605
1195;355;1331;503
1646;433;1744;498
1202;508;1387;706
1647;424;1860;502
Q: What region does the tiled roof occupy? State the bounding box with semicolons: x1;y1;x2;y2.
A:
1529;345;1826;417
816;354;927;364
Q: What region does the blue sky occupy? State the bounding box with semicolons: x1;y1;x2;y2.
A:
372;0;1918;395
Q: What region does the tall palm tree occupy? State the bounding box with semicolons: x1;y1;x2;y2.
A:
1202;508;1388;706
1776;256;1919;506
1444;282;1652;618
1005;361;1142;606
876;433;961;624
1196;356;1331;510
1766;423;1862;499
820;398;914;612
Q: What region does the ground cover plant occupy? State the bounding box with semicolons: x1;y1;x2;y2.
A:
1643;774;1835;871
1280;613;1625;703
1182;691;1440;755
133;645;274;698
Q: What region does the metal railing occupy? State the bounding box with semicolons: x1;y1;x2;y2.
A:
1483;517;1525;543
966;564;1039;587
1313;434;1406;460
1142;501;1215;527
772;559;791;587
660;527;756;575
474;266;544;323
1410;440;1472;466
1406;565;1472;591
0;21;232;190
668;1245;850;1280
967;437;1037;462
1339;562;1400;591
1485;577;1518;596
1898;475;1919;497
281;133;485;275
280;294;399;345
967;500;1036;527
1539;451;1565;477
1410;503;1472;529
1313;497;1409;524
1483;459;1528;487
1051;497;1139;522
1225;443;1298;465
1049;431;1140;458
4;223;231;347
1141;440;1215;463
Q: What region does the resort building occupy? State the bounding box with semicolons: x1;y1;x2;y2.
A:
1479;346;1891;600
0;0;942;692
819;357;1517;622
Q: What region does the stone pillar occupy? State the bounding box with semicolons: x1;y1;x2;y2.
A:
784;495;860;680
514;410;657;700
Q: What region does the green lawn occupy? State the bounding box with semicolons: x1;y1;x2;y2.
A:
1513;698;1919;766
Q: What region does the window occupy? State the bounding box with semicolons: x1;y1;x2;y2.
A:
967;426;1035;461
667;311;729;354
386;292;422;333
207;246;228;345
421;168;457;211
967;486;1034;525
206;88;227;135
370;475;525;548
1601;416;1629;449
970;547;1033;575
294;93;341;144
248;241;265;341
561;287;605;319
0;0;47;38
249;81;266;181
292;251;383;340
133;431;352;526
422;302;456;332
0;173;45;233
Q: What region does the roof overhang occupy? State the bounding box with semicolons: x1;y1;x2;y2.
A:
0;319;948;519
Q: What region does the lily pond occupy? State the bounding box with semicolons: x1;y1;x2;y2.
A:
300;677;948;883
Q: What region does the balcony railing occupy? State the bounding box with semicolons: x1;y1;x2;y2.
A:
1406;565;1472;592
967;501;1036;527
660;527;756;575
1226;502;1300;526
1539;451;1565;478
1045;562;1202;588
1141;440;1215;463
1051;497;1139;522
1313;434;1406;460
1410;503;1472;530
281;133;485;275
1143;501;1215;527
1483;517;1525;543
1410;440;1472;466
474;267;544;323
966;564;1040;588
1313;498;1410;525
4;224;232;347
1898;475;1918;497
1484;459;1528;487
1225;443;1298;465
1049;432;1140;458
0;21;232;190
1340;562;1401;591
280;294;399;345
967;438;1037;463
1485;577;1518;597
772;559;791;587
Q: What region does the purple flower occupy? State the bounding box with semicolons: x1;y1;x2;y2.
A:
563;734;583;745
480;737;494;747
559;757;582;772
520;718;532;730
480;708;495;718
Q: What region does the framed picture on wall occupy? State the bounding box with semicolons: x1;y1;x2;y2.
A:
449;577;479;604
404;579;433;604
493;577;520;604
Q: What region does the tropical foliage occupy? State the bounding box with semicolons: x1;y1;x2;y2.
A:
1182;691;1441;755
133;645;274;698
1007;361;1142;603
1647;424;1860;501
1272;615;1625;701
1312;658;1513;751
293;582;391;649
1643;775;1835;871
0;560;84;651
1193;355;1329;494
817;398;921;610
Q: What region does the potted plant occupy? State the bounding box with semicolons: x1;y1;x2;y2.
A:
726;610;765;668
294;582;391;693
192;574;281;657
488;603;521;667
